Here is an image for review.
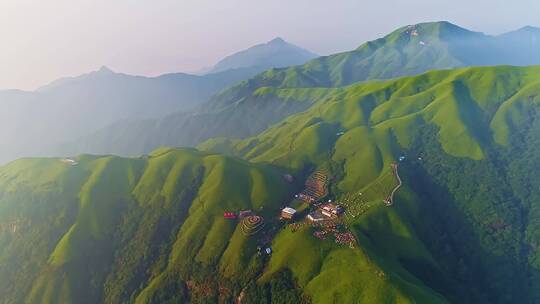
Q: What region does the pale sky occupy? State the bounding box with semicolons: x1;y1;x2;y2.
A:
1;0;539;90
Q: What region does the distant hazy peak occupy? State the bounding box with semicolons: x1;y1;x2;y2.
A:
491;25;540;47
268;37;286;45
501;25;540;37
207;37;318;74
97;65;115;74
516;25;540;32
37;66;119;91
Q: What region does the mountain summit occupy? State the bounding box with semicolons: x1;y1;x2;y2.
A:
207;37;318;74
97;65;114;74
268;37;287;45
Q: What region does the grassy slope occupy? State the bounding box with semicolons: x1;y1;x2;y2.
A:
201;65;540;303
204;65;540;166
0;148;291;304
0;154;448;304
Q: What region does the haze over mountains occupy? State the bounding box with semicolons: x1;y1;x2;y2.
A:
62;21;540;158
0;38;316;164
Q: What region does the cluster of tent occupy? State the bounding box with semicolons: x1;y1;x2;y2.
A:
223;210;254;219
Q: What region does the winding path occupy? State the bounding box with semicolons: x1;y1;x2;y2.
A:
385;163;402;206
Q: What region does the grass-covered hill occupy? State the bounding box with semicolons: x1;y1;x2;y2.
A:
0;148;446;304
203;65;540;163
200;65;540;303
0;148;296;304
61;22;540;158
5;65;540;303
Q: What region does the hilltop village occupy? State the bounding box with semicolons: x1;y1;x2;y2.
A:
222;164;402;252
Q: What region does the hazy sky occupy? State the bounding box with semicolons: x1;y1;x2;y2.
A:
1;0;539;90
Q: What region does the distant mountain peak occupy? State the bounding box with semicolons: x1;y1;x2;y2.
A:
516;25;540;32
37;66;116;91
268;37;287;45
377;21;482;47
97;66;114;74
402;21;472;36
415;20;460;28
207;37;318;74
498;25;540;42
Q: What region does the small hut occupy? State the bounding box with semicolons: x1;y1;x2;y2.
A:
281;207;297;220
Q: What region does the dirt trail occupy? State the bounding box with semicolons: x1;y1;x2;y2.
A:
385;163;402;206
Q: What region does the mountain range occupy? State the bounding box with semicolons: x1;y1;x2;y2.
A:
3;65;540;303
59;22;540;159
0;38;317;164
4;20;540;304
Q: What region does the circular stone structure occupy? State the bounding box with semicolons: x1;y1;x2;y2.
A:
241;215;265;236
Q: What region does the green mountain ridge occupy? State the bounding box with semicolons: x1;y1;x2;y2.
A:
60;21;540;158
203;65;540;162
209;21;540;109
4;65;540;303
